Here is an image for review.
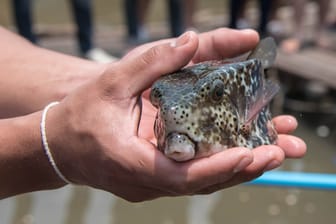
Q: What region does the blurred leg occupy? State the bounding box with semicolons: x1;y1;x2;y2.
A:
184;0;196;28
70;0;116;62
316;0;332;47
137;0;151;28
293;0;306;40
124;0;138;39
258;0;272;35
124;0;150;42
317;0;331;30
137;0;151;41
12;0;37;43
69;0;93;54
280;0;306;53
228;0;247;28
167;0;184;37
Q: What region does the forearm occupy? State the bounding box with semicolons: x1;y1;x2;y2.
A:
0;26;106;118
0;112;65;199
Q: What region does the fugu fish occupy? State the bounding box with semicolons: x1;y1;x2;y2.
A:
150;37;279;162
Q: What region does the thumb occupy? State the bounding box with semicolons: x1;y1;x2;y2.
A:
116;31;199;96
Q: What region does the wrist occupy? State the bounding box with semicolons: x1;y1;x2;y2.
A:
42;84;96;185
0;112;66;198
40;102;74;184
0;47;109;118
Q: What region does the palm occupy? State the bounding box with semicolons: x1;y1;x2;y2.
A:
138;94;158;143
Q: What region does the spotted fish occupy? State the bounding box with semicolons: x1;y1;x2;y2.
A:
150;37;279;162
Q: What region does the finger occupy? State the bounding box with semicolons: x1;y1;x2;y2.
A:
195;171;263;195
124;29;259;63
139;29;259;98
273;115;298;134
150;147;252;195
192;28;260;63
117;31;199;96
247;145;285;171
276;134;307;158
123;39;172;61
196;145;285;194
175;147;253;194
138;97;157;142
104;183;169;202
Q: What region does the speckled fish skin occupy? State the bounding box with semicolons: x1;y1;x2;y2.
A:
150;38;279;161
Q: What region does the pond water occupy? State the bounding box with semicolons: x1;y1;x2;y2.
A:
0;0;336;223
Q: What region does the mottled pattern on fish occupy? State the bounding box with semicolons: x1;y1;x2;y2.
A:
150;38;279;161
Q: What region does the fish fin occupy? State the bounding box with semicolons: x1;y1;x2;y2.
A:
245;79;280;123
247;37;277;69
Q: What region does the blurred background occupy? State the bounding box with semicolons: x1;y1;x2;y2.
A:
0;0;336;223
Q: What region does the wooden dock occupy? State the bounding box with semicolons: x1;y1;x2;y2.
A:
275;47;336;89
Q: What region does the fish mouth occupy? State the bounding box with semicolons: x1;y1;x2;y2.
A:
162;132;197;162
154;112;226;161
154;112;198;160
163;132;229;161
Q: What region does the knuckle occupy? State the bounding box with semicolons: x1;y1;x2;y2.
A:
122;193;152;203
215;27;230;33
125;196;146;203
241;171;263;183
198;186;218;195
140;45;163;66
125;197;141;203
169;179;191;195
175;183;190;195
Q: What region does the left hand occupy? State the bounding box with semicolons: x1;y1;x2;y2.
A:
128;28;306;194
129;28;305;158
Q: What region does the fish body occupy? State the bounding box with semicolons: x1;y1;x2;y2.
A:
150;38;279;161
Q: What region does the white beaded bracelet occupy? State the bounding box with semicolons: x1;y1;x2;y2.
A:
40;101;72;184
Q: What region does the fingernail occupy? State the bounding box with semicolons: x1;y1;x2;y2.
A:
234;157;252;173
287;116;298;127
170;32;191;48
241;28;257;34
264;160;281;171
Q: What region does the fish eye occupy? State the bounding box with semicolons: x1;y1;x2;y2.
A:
210;79;225;102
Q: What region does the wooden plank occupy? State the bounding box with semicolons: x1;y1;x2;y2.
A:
303;49;336;65
274;48;336;88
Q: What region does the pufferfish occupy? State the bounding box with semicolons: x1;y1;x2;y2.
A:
150;37;280;162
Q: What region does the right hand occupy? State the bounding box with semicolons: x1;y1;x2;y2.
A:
46;29;306;201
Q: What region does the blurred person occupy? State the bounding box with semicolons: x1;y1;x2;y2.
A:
0;26;306;200
280;0;332;53
11;0;115;63
124;0;195;44
228;0;273;36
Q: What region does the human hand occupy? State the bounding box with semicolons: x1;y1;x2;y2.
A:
46;29;306;201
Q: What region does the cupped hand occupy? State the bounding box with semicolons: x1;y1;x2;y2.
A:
46;28;306;202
